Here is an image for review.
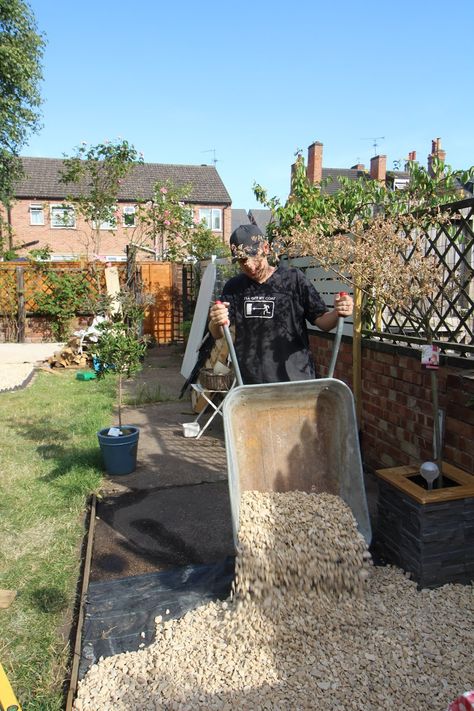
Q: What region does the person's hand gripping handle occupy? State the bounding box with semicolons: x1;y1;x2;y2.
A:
215;301;244;386
328;291;348;379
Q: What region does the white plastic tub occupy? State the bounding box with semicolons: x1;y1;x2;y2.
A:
182;422;201;438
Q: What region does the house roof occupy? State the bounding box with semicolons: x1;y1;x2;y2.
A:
15;157;232;205
231;209;251;232
321;167;368;194
248;209;274;234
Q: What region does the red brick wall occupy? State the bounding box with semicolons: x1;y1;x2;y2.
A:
310;331;474;474
7;200;231;259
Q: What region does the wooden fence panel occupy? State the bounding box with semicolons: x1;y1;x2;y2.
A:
140;262;182;344
0;260;182;343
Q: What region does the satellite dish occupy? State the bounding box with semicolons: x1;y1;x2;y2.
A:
180;262;217;379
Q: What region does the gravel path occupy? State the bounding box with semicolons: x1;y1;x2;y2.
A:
0;343;63;392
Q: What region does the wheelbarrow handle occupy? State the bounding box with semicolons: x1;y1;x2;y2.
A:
327;292;348;379
215;301;244;386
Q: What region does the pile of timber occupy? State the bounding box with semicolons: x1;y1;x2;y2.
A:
47;336;92;369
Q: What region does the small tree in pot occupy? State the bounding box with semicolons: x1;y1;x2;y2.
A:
93;319;147;430
93;293;148;475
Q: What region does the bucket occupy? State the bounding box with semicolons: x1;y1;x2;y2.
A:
97;426;139;475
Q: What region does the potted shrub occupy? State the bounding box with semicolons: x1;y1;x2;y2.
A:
94;317;147;476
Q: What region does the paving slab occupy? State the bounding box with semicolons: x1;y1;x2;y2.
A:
0;342;64;391
92;344;233;582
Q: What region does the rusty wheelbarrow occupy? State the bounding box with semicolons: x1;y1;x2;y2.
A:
220;306;372;548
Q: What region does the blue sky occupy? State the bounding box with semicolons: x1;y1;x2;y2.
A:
22;0;474;210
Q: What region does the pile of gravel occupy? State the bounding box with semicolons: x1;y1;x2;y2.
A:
74;491;473;710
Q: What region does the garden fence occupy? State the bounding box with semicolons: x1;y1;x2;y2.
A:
0;261;188;344
290;196;474;361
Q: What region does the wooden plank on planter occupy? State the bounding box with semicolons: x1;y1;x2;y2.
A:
375;462;474;504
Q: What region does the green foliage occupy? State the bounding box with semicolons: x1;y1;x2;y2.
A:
28;244;52;261
1;246;19;260
33;269;93;339
93;321;146;379
187;221;230;260
0;0;45;207
254;151;474;247
93;319;147;427
134;179;229;261
59;138;143;256
134;179;194;260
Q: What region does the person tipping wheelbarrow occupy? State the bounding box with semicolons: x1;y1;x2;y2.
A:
209;224;353;385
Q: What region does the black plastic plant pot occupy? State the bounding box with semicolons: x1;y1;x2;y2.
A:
97;426;140;476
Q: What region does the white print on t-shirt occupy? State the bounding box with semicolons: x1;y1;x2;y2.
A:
243;298;274;318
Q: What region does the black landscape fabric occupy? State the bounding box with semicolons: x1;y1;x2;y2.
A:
79;557;235;679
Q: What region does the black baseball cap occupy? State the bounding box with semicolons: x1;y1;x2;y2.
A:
230;224;265;262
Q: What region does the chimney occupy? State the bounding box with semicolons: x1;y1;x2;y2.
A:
428;138;446;175
306;141;323;184
370;154;387;183
351;163;365;171
405;150;417;171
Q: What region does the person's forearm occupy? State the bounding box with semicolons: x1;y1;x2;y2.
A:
314;309;339;332
208;320;223;339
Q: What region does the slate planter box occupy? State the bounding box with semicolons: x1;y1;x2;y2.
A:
374;463;474;589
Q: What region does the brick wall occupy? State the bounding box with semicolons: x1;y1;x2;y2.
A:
309;331;474;474
8;199;231;259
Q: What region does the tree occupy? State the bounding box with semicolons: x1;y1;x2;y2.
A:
0;0;45;251
59;139;143;258
132;179;229;261
254;152;474;245
267;154;474;486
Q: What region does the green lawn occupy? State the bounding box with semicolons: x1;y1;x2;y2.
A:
0;370;117;710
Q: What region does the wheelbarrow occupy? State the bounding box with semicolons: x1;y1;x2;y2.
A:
219;300;372;548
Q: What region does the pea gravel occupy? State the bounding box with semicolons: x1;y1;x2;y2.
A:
74;491;473;710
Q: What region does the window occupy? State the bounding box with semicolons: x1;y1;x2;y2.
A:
29;204;44;226
92;216;117;230
198;208;222;231
123;206;136;227
51;205;76;228
50;254;76;262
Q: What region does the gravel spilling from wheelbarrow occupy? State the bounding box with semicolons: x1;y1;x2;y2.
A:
74;492;473;710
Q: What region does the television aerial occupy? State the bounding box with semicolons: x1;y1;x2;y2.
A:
361;136;385;155
201;149;219;165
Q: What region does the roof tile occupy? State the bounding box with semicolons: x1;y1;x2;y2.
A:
15;157;232;204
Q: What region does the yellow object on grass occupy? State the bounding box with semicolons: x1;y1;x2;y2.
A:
0;663;21;711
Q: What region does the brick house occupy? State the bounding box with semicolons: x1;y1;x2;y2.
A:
300;137;458;193
5;157;232;261
297;139;412;192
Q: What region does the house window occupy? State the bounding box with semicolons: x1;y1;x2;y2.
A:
29;204;44;226
198;208;222;231
92;215;117;230
123;206;136;227
51;205;76;228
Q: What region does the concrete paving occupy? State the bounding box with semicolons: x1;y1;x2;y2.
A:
92;344;235;581
91;343;379;582
0;342;64;391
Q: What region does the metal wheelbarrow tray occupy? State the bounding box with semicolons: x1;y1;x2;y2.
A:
223;378;372;547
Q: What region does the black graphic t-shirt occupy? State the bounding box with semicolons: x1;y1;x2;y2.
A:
221;266;328;384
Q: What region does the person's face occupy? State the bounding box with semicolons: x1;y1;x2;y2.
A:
237;246;269;281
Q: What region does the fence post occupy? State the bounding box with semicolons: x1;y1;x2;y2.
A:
16;266;26;343
352;284;362;425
